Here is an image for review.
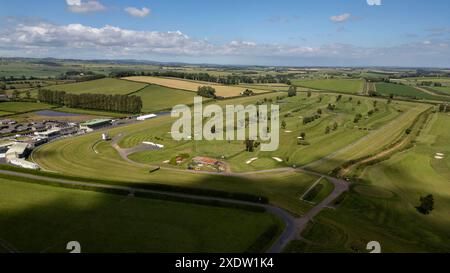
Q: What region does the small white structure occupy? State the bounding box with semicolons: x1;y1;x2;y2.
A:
102;133;110;140
137;114;157;121
9;158;40;170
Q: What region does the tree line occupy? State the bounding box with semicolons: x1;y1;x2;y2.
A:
111;70;290;85
38;89;142;114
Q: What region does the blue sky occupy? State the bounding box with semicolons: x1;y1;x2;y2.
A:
0;0;449;67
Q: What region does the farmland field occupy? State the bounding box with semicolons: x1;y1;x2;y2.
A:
0;102;53;113
291;79;364;94
0;176;281;253
428;86;450;95
375;82;450;102
134;85;198;113
123;76;269;97
46;78;147;95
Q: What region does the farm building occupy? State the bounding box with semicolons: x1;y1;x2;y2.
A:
80;119;112;132
137;114;157;121
5;143;30;162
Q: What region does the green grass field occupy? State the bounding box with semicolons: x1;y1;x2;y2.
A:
375;82;450;102
0;102;53;113
286;112;450;253
32;92;425;216
46;78;147;95
135;84;198;113
0;176;281;253
291;79;364;94
428;86;450;95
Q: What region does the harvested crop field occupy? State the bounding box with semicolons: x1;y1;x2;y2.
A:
123;76;268;98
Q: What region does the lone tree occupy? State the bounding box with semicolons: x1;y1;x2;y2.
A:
244;139;255;152
416;194;434;215
288;86;297;97
300;132;306;139
197;86;216;99
281;120;287;129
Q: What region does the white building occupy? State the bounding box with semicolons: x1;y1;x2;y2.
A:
137;114;157;121
9;158;40;170
5;143;30;161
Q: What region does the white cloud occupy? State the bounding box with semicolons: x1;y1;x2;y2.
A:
125;7;151;18
0;20;448;67
66;0;106;13
330;13;351;23
367;0;382;6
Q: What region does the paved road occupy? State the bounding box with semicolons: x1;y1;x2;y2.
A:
0;167;349;253
267;168;349;253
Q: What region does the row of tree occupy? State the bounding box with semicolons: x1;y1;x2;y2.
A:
38;89;142;113
111;70;290;85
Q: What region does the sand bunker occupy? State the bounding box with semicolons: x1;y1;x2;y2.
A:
246;157;258;164
285;130;292;133
435;156;444;160
272;157;283;162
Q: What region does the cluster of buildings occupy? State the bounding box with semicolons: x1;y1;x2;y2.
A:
0;142;39;170
190;156;226;172
0;118;115;170
0;113;160;171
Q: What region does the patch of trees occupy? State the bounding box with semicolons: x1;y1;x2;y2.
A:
354;113;363;123
244;139;260;152
327;104;336;111
56;71;105;82
288;86;297;97
303;114;321;125
111;70;290;85
197;86;217;99
38;89;142;113
416;194;434;215
242;89;254;96
419;81;442;87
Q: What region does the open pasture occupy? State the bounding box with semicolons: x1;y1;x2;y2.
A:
0;176;281;253
46;78;147;95
291;79;364;94
375;82;450;102
0;102;53;114
134;85;199;113
123;76;269;98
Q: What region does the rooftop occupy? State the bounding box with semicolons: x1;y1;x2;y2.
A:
81;119;112;126
6;143;29;155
